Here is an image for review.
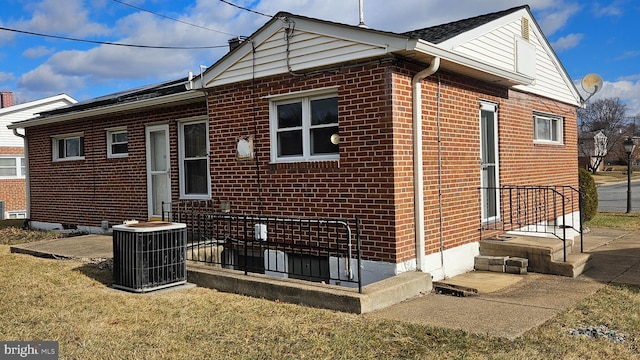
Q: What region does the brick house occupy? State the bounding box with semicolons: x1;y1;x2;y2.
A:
9;6;582;284
0;92;76;219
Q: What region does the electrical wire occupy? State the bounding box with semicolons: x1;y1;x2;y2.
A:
0;26;227;49
218;0;271;18
111;0;240;37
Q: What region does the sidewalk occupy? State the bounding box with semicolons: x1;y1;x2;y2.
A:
368;228;640;339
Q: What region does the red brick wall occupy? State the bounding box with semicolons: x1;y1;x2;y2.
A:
0;146;26;212
24;58;578;266
26;102;207;227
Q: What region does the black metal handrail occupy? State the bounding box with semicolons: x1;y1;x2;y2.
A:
479;185;583;261
162;200;362;292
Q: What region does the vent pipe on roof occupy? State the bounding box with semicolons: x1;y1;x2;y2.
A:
358;0;367;28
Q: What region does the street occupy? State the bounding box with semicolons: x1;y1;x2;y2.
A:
597;181;640;212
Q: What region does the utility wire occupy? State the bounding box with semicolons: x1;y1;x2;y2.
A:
0;26;227;49
218;0;271;18
111;0;239;37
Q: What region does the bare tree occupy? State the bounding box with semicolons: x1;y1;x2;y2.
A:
578;97;629;174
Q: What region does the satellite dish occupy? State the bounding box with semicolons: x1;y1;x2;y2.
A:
582;73;603;95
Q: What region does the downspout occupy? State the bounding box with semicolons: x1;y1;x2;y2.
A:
12;128;30;221
412;57;440;272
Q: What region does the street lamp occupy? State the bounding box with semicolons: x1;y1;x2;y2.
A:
623;137;636;213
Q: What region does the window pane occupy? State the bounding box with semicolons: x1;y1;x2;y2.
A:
278;130;303;156
481;110;495;163
311;97;338;125
311;126;339;155
184;122;207;158
185;159;208;195
58;139;65;158
0;168;16;176
0;158;15;166
536;118;550;140
552;119;560;142
277;103;302;128
112;132;127;143
112;143;128;154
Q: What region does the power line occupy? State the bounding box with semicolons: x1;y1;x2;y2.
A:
111;0;239;37
218;0;271;18
0;26;227;49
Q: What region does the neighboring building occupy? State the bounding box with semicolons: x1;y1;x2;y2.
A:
9;6;582;284
0;92;76;219
578;130;607;172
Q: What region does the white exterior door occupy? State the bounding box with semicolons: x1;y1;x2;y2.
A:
480;102;500;223
146;124;171;220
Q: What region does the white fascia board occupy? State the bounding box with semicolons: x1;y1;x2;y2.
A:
408;39;534;86
8;91;203;129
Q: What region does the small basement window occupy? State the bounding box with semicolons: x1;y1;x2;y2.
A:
107;128;128;158
533;113;563;145
52;133;85;161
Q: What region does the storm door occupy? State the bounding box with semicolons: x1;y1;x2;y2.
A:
480;102;500;223
146;124;171;219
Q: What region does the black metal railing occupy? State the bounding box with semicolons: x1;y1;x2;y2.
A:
162;200;362;292
479;185;583;261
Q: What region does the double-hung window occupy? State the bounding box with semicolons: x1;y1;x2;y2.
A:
0;157;24;178
533;113;563;144
269;89;339;162
107;128;128;158
179;118;210;199
52;133;84;161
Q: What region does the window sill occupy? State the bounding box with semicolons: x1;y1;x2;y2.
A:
53;157;85;162
533;141;564;146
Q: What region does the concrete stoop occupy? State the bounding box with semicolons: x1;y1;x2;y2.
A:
478;234;591;278
187;263;432;314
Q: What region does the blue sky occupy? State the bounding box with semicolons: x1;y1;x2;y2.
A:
1;0;639;115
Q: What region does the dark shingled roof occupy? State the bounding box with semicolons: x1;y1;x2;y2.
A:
403;5;529;44
38;77;192;117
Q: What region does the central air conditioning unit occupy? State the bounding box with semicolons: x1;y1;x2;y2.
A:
112;222;187;293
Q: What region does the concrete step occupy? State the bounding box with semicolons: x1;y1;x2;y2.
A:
479;234;588;278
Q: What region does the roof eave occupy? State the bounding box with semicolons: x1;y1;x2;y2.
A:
8;90;204;129
402;39;534;87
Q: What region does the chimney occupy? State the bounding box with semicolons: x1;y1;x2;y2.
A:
228;37;245;52
0;91;14;108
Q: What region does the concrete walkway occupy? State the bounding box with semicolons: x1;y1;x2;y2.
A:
9;228;640;339
368;228;640;339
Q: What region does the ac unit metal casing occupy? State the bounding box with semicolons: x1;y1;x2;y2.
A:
112;222;187;293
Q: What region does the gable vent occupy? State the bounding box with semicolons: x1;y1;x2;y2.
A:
521;17;530;40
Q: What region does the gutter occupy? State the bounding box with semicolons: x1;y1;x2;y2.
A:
12;129;30;220
412;57;440;271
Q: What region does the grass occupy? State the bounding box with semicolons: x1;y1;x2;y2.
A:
1;244;640;359
1;223;640;359
586;212;640;231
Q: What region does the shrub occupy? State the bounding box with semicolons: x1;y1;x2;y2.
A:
579;168;598;222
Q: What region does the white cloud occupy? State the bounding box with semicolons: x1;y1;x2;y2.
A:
17;64;84;94
551;33;584;52
0;72;15;83
22;46;54;59
581;79;640;116
534;2;582;36
17;0;110;37
593;2;624;17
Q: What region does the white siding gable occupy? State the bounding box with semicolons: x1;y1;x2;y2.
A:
203;18;400;88
438;9;581;107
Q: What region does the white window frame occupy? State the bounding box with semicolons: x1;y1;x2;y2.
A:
268;87;339;163
106;127;128;158
533;113;563;145
0;156;25;178
52;132;85;161
178;117;211;200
